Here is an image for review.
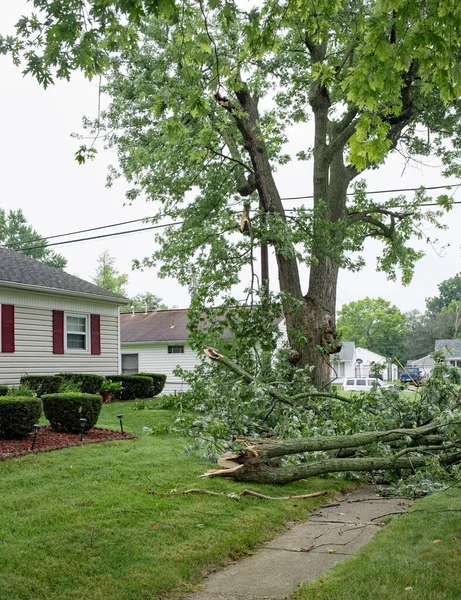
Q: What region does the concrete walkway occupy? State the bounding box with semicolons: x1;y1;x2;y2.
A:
182;487;413;600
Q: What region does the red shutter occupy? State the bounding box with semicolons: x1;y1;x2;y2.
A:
1;304;15;353
90;314;101;355
53;310;65;354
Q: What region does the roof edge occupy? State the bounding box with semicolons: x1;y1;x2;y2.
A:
0;279;129;305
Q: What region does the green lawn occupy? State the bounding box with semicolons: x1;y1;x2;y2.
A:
293;487;461;600
0;402;346;600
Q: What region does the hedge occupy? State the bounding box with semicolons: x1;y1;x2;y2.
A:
0;386;8;397
138;372;166;396
105;375;153;400
58;373;104;394
20;375;63;396
0;397;42;439
42;393;102;433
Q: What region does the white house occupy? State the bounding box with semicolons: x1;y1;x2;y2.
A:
120;309;202;393
434;339;461;369
0;247;128;386
330;342;398;382
407;354;435;376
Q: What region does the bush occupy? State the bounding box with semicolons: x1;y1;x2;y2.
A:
106;375;153;400
42;393;102;433
20;375;62;396
0;396;42;439
58;373;104;394
0;386;8;397
138;372;167;396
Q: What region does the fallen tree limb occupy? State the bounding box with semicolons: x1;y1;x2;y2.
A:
202;452;461;484
231;422;441;463
204;347;352;405
148;488;329;500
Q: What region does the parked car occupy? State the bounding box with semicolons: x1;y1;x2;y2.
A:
341;378;386;392
400;367;423;384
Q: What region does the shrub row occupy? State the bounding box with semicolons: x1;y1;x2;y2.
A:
0;386;8;397
20;375;62;395
18;372;166;400
58;373;104;394
0;397;42;439
42;393;102;433
105;375;153;401
138;372;166;396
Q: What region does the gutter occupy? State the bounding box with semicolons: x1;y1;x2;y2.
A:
0;279;129;305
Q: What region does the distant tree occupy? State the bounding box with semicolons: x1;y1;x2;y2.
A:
403;303;461;361
426;274;461;315
337;298;408;363
92;251;128;296
120;292;167;313
0;208;67;269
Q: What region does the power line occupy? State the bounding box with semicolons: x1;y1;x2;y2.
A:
281;182;461;201
11;182;461;252
17;222;182;251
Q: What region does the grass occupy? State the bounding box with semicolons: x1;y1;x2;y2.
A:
293;487;461;600
0;402;348;600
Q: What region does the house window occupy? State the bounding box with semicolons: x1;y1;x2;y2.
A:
168;345;184;354
66;314;88;351
122;354;139;374
449;359;461;368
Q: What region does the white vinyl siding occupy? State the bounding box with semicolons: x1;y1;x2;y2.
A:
0;303;120;386
120;342;201;393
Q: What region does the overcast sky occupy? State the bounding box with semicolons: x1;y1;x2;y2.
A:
1;1;460;313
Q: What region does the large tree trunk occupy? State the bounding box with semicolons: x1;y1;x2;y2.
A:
224;81;356;390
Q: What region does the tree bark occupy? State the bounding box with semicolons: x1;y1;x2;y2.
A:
214;452;461;484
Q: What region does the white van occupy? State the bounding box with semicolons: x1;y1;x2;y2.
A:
341;378;386;392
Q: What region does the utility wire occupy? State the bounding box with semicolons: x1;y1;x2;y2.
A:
17;222;182;251
281;182;461;201
10;182;461;252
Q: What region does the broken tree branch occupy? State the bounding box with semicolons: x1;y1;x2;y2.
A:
148;488;329;501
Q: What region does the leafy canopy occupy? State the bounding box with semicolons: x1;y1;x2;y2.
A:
0;208;67;269
92;250;128;295
337;297;408;362
120;291;167;313
426;273;461;314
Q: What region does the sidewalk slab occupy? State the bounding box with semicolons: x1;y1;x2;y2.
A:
182;487;413;600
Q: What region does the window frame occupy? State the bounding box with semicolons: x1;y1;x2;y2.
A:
168;345;185;354
121;353;139;374
64;313;89;353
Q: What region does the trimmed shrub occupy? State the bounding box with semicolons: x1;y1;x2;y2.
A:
58;373;104;394
20;375;62;396
139;373;167;397
0;396;42;439
106;375;153;400
0;386;8;397
42;393;102;433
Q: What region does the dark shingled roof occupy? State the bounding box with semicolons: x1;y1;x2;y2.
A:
435;339;461;356
333;341;355;362
121;309;192;342
0;246;127;302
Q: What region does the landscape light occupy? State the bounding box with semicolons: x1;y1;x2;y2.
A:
79;418;87;441
117;414;124;435
31;423;41;450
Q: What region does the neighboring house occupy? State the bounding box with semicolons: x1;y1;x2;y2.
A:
407;354;435;377
330;342;398;382
434;339;461;369
120;309;202;393
0;247;128;386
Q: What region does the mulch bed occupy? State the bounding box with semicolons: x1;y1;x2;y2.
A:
0;426;136;461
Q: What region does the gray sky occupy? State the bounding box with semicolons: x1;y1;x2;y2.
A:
1;1;460;313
